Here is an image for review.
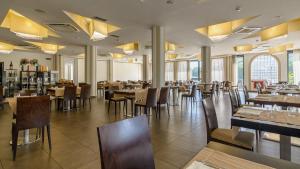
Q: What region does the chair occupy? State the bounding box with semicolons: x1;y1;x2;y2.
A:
19;90;37;96
228;89;239;115
202;98;254;151
243;86;251;104
135;88;157;116
12;95;51;160
107;91;127;116
97;115;155;169
57;86;77;111
77;84;91;108
181;85;197;110
157;87;170;118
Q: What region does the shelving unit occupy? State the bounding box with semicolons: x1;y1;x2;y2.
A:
6;69;18;97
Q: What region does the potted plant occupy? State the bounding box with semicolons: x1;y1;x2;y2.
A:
20;58;29;71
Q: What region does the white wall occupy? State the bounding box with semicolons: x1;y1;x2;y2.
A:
77;58;85;83
113;61;142;81
96;60;108;81
0;50;53;70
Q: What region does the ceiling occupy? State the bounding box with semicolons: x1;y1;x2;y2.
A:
1;0;300;58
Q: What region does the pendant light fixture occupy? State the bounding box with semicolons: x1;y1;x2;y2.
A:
26;41;64;54
116;42;139;55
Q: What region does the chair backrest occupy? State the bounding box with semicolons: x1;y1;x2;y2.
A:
191;85;197;97
228;89;239;115
146;88;157;107
16;95;50;130
80;84;91;99
202;98;218;141
97;115;155;169
243;86;249;101
64;86;77;100
78;82;87;87
256;83;262;94
158;87;169;104
105;90;114;100
235;88;242;107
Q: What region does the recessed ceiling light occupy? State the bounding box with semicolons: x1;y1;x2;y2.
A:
34;9;46;14
166;0;174;5
235;6;241;12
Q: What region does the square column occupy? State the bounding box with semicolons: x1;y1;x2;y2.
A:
152;25;165;88
201;46;211;83
85;46;97;96
143;55;149;81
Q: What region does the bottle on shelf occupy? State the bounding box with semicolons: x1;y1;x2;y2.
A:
9;61;13;69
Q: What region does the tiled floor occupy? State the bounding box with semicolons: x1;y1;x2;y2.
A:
0;93;300;169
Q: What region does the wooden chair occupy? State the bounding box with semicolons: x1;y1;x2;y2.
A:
202;98;254;151
229;89;239;115
243;86;251;104
12;95;51;160
181;85;197;110
135;88;157;116
77;84;91;108
107;91;127;116
97;115;155;169
57;86;77;111
157;87;170;118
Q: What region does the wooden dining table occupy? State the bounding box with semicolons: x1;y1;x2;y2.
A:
47;87;81;97
232;107;300;161
184;141;300;169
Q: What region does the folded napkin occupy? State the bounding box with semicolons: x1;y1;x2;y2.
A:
186;161;214;169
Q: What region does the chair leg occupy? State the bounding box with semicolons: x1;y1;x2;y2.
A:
42;127;45;143
108;100;111;113
12;127;18;160
167;102;170;117
47;125;52;150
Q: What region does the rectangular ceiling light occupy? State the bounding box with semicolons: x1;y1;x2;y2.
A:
64;11;120;41
234;45;253;52
116;42;139;55
260;23;288;41
26;41;64;54
269;43;293;54
165;42;176;53
1;9;58;40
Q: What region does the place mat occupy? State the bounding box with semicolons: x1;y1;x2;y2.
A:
186;161;214;169
185;148;274;169
235;108;300;126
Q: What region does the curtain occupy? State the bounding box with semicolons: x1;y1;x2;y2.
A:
165;62;174;81
177;61;188;81
293;51;300;85
96;60;108;81
211;58;224;82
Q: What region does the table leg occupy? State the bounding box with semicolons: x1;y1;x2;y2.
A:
24;129;30;144
280;135;291;161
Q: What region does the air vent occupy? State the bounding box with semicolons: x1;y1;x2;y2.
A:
110;34;120;38
234;27;261;34
47;23;79;33
93;16;107;22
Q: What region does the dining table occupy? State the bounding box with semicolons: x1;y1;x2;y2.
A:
232;106;300;161
248;94;300;107
47;87;81;97
184;141;300;169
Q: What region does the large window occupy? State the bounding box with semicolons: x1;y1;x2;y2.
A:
251;55;279;84
189;61;200;81
178;61;187;81
211;58;224;82
165;62;174;81
288;50;300;85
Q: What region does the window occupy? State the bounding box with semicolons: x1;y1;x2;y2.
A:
96;60;108;81
113;62;142;81
178;61;187;80
288;50;300;85
189;61;200;81
234;55;244;87
251;55;278;84
211;58;224;82
165;62;174;81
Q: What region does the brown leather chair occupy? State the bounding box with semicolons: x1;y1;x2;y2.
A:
157;87;170;118
181;85;197;110
57;86;77;111
202;98;254;151
135;88;157;116
12;95;51;160
97;115;155;169
77;84;91;108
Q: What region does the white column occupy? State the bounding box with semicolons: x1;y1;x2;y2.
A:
108;59;114;81
85;46;97;96
201;46;211;83
53;54;63;79
74;58;78;85
152;25;165;88
187;60;191;80
174;61;178;81
143;55;149;81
